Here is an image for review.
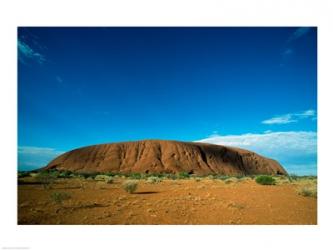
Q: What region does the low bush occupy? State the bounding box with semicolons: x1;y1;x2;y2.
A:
58;170;73;178
94;174;108;181
94;174;113;183
122;180;138;194
105;177;114;184
128;173;143;179
18;171;30;178
78;172;100;179
105;172;116;177
255;175;276;185
35;171;58;189
163;173;177;180
214;175;230;181
178;172;191;179
50;191;71;204
297;186;317;198
224;177;239;184
145;173;166;178
146;176;162;184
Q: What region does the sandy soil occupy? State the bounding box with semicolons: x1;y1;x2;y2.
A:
18;177;317;225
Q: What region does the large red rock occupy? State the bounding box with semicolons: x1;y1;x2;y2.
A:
45;140;287;175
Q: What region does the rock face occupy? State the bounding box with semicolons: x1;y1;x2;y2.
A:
45;140;287;176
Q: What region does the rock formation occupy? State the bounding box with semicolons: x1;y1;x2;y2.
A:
45;140;287;175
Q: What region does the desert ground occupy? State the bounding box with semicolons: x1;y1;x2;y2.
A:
18;174;317;225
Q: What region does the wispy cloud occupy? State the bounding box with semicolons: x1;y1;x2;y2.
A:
18;146;64;171
56;76;63;83
287;27;312;43
280;27;313;66
262;114;297;125
196;131;317;175
282;48;293;56
262;109;316;125
296;109;315;117
18;39;46;64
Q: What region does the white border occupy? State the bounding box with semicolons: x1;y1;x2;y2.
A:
1;0;333;250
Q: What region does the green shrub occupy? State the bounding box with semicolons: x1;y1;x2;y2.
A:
178;172;191;179
79;172;100;179
122;180;138;194
255;175;276;185
18;171;30;178
50;192;71;204
35;171;58;189
105;172;116;177
145;173;165;178
58;170;73;178
128;173;143;179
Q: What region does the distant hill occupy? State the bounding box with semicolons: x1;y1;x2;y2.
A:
45;140;287;176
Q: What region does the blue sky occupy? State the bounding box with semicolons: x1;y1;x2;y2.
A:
18;27;317;175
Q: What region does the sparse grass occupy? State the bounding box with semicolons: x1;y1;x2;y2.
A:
122;180;138;194
275;176;291;185
292;176;317;198
50;191;71;204
255;175;276;185
297;185;317;198
146;176;162;184
146;173;167;178
228;202;246;209
287;174;317;182
214;175;230;181
164;173;177;180
288;174;299;182
224;177;239;184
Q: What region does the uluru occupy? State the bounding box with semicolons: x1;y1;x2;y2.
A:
45;140;287;176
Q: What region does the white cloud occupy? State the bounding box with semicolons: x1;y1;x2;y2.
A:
196;131;317;175
262;114;297;124
18;146;64;171
262;109;316;125
296;109;316;117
